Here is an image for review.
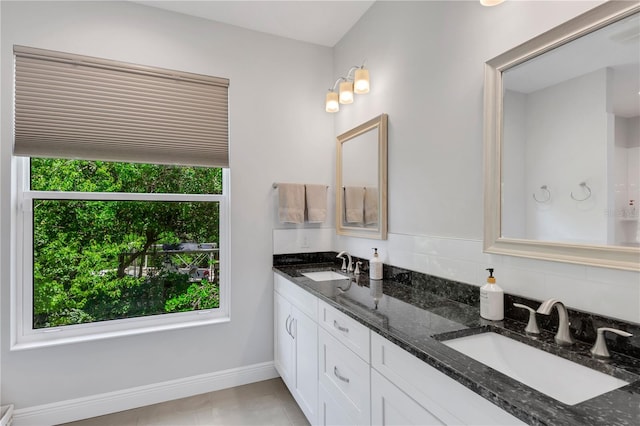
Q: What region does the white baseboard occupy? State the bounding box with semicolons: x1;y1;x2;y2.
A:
12;361;278;426
1;405;14;426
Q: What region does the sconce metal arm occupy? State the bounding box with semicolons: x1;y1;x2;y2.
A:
328;63;367;91
329;77;346;92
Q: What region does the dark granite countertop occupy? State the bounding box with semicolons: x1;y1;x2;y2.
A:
273;259;640;426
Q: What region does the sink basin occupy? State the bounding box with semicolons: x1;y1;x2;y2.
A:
301;270;349;282
442;332;629;405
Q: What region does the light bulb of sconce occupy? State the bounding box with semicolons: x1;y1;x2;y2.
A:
325;91;339;113
354;68;370;94
339;81;354;104
480;0;505;6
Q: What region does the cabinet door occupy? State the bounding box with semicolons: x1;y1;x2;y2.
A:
274;292;295;387
371;369;444;426
292;306;318;425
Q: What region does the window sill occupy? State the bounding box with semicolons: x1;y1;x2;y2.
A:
11;311;230;351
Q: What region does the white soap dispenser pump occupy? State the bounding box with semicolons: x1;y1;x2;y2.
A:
369;248;383;280
480;268;504;321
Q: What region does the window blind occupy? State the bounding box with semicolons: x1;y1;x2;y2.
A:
13;45;229;168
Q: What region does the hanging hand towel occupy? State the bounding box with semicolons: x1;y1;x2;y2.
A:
305;184;328;223
278;183;305;224
344;186;365;224
364;187;379;225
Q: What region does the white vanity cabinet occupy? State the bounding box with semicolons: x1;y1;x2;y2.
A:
273;273;524;426
370;332;525;426
274;274;319;424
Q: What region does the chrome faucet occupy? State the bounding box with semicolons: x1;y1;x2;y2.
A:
337;251;353;273
537;299;574;346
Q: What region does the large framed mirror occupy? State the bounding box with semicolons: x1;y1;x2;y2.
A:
336;114;388;239
484;1;640;271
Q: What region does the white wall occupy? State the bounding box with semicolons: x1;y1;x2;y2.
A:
328;0;639;324
0;0;3;410
0;0;333;412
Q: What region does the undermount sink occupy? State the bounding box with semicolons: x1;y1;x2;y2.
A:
442;332;630;405
301;270;349;282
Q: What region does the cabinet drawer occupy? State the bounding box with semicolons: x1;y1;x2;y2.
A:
274;273;317;320
371;332;525;425
371;369;444;426
318;327;370;425
318;300;370;362
318;382;359;426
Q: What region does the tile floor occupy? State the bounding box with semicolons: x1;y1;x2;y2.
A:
61;378;310;426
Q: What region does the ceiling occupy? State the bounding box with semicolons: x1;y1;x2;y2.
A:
132;1;376;47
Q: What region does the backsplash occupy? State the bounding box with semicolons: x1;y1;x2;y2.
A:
273;228;640;324
273;251;640;359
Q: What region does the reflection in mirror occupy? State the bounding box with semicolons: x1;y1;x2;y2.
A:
342;127;378;227
336;114;388;239
502;11;639;247
484;1;640;270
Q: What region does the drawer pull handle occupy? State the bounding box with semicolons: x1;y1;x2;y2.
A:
334;366;350;383
333;320;349;333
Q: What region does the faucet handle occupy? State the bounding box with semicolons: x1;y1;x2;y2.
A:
590;327;632;359
513;303;540;335
338;256;347;271
354;261;362;275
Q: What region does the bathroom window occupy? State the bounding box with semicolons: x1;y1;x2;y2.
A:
11;46;230;348
13;158;230;348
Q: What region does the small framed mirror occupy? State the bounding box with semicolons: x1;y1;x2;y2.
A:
336;114;388;239
484;1;640;270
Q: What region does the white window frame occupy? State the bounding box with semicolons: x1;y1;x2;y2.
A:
11;157;230;350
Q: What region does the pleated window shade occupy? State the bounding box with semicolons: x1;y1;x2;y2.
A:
13;45;229;168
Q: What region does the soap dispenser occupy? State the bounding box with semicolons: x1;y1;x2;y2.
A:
480;268;504;321
369;248;383;280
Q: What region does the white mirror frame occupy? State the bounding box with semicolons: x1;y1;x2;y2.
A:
484;1;640;271
336;114;388;240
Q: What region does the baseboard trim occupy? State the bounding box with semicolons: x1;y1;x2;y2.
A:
1;405;14;426
12;361;278;426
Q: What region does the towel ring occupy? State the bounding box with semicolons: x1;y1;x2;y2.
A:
532;185;551;203
570;182;592;202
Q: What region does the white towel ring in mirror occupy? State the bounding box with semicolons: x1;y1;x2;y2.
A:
570;182;592;202
533;185;551;203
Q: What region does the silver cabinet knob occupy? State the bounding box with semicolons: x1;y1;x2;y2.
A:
590;327;632;359
513;303;540;335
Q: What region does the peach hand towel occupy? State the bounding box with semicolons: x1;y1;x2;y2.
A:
344;186;364;224
278;183;305;224
364;187;379;225
305;184;328;223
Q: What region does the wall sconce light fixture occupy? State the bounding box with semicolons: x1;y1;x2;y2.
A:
480;0;505;6
325;64;370;113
